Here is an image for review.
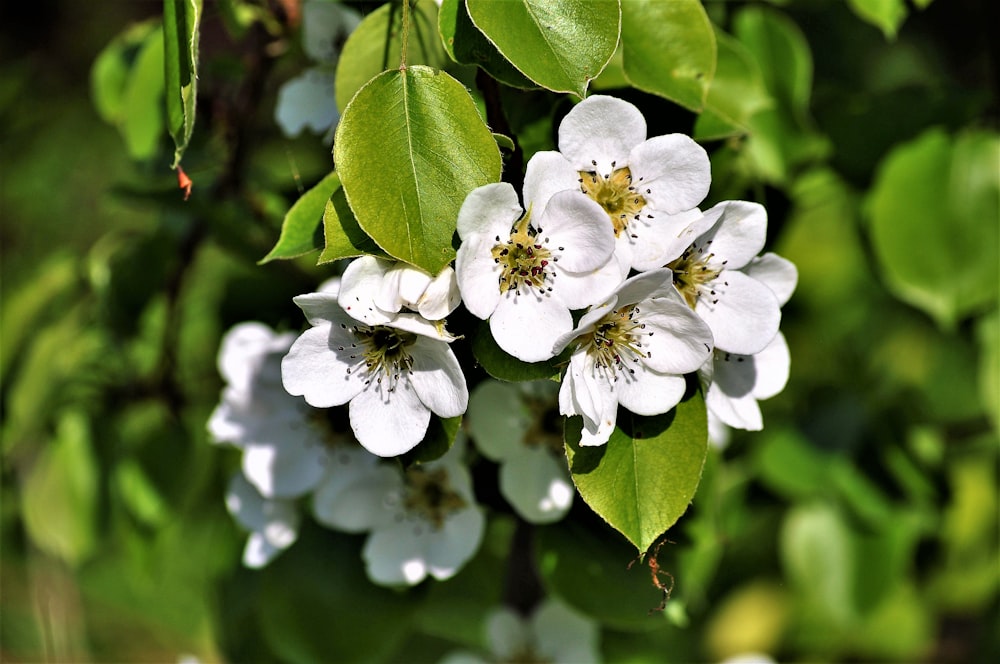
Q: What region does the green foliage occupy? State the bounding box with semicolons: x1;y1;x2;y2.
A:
261;171;340;262
163;0;202;167
438;0;536;89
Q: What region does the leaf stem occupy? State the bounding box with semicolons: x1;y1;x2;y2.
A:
399;0;411;69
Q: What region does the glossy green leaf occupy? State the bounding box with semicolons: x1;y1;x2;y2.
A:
334;66;501;274
335;0;448;113
621;0;716;111
694;27;772;140
466;0;619;98
21;410;98;566
438;0;536;89
868;128;1000;328
565;387;708;554
318;185;385;264
470;322;563;382
260;171;340;263
163;0;202;168
847;0;907;40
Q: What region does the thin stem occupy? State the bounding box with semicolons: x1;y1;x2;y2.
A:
399;0;411;69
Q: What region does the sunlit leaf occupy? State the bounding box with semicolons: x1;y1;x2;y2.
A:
163;0;202;168
318;185;384;264
466;0;619;98
621;0;716;111
868;128;1000;328
565;386;708;554
846;0;908;40
335;0;448;113
333;66;501;274
438;0;536;89
260;171;340;263
694;27;772;140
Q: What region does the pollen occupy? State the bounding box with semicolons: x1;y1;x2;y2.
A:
578;165;646;237
580;304;650;380
667;240;724;308
491;207;554;295
344;324;417;392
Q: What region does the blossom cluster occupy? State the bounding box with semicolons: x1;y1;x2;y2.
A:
208;94;796;582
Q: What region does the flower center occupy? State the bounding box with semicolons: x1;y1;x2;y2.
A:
578;163;647;237
523;402;564;455
491;208;555;295
404;467;466;529
338;323;416;391
579;304;652;380
666;239;726;309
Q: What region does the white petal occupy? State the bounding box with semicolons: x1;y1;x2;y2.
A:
349;381;431;456
467;380;530;461
487;609;531;662
707;410;732;449
416;267;462;319
629;134;711;214
523;150;580;213
744;253;798;306
696;200;768;270
408;337;468;418
540;191;616;272
243;531;284;569
500;447;573;524
281;325;366;407
455;230;503;320
558;95;646;174
387;312;458;342
629;207;704;271
362;522;429;585
302;0;360;63
312;462;401;532
339;256;395;324
695;270;781;355
616;370;687;416
218;322;292;389
706;379;763;431
242;435;328;499
751;331;790;400
490;293;572;363
293;291;345;327
425;506;486;581
533;599;601;664
274;68;338;138
456;182;522;240
611;269;674;307
554;259;624;311
207;397;249;444
577;367;618;446
640;296;715;375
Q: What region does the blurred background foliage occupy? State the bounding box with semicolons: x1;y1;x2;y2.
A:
1;0;997;662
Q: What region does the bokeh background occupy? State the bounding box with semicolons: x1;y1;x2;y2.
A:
1;0;997;662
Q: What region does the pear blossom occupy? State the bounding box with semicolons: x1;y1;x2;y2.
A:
208;322;332;499
660;200;782;356
310;444;402;532
523;94;711;272
703;252;798;431
281;277;468;457
338;255;461;324
467;380;573;524
440;598;601;664
455;177;621;362
555;269;713;446
225;473;300;568
357;439;485;586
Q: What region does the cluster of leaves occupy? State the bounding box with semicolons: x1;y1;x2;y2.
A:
1;0;997;662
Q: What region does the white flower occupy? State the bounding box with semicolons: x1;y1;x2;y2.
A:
225;472;300;568
455;174;620;362
359;440;485;586
555;270;713;446
523;94;711;272
662;200;782;356
310;444;401;532
467;380;573;524
338;255;461;324
208;322;332;499
281;282;468;457
440;598;601;664
703;251;797;432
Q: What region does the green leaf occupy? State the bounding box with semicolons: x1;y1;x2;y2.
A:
868;128;1000;328
260;171;340;263
21;410;99;566
621;0;716;111
318;185;385;264
565;386;708;554
163;0;202;168
846;0;908;40
90;20;160;125
400;415;462;466
438;0;537;89
333;66;501;274
733;6;812;118
335;0;448;113
470;321;563;382
123;25;167;160
466;0;619;98
694;27;772;140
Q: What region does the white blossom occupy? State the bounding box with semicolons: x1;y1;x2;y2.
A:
523;94;711;273
225;473;299;569
555;270;713;446
455;166;621;362
338;255;461;324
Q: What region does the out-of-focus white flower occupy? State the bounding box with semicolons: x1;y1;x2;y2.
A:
467;380;573;523
225;473;300;568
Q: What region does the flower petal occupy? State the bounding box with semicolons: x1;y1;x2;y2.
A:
744;253;798;306
242;435;329;499
628;207;704;271
706;379;763;431
339;256;396;324
349;381;431;456
499;447;573;524
312;462;401;532
362;522;429;585
629;134;710;214
751;331;790;400
281;325;366;407
425;506;486;581
456;230;503;320
697;200;768;270
541;191;616;272
467;380;530;461
554;259;624;311
533;599;601;664
408;336;468;418
640;295;715;375
487;609;531;662
558;95;646;174
292;291;344;327
456;182;522;240
490;292;572;363
616;370;687;416
523;150;580;212
695;270;781;355
416;267;462;320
